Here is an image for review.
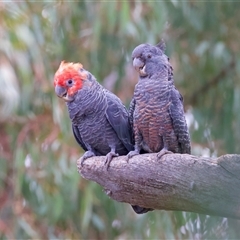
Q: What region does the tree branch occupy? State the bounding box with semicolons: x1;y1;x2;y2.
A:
78;153;240;219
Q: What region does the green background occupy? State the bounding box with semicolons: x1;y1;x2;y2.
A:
1;1;240;239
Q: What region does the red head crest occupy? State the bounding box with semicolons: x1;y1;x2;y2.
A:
54;61;88;100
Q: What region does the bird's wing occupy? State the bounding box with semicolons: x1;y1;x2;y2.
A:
169;87;191;154
72;124;88;151
128;97;136;137
105;91;134;152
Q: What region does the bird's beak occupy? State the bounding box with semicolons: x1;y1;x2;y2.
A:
55;85;73;102
133;58;147;76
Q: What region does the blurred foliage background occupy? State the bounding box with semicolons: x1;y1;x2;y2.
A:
1;1;240;239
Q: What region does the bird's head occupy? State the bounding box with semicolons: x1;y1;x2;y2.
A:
54;61;88;102
131;40;168;77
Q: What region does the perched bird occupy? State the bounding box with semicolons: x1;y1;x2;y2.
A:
54;61;152;214
54;61;133;168
127;40;191;159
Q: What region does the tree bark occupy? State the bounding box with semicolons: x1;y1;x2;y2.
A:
77;153;240;219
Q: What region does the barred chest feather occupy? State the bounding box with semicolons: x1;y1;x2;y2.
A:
133;79;174;152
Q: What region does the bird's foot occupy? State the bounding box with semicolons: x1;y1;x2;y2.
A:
157;148;173;160
126;150;140;161
77;150;96;168
105;152;119;170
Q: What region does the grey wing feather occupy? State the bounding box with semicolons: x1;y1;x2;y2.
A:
72;124;88;151
105;91;134;151
128;97;136;138
169;87;191;154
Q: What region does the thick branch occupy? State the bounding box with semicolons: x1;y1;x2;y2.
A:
78;153;240;219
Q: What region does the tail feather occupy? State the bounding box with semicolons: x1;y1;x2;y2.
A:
131;205;154;214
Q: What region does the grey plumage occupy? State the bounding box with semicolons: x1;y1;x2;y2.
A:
54;62;152;214
67;72;133;166
128;40;191;158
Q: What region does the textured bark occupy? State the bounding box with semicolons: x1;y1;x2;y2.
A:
78;153;240;219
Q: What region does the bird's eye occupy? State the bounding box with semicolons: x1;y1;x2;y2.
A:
147;54;152;59
66;79;73;86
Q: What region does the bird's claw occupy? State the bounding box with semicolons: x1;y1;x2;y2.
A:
157;148;173;160
77;158;83;168
77;151;95;168
126;150;140;162
105;152;119;170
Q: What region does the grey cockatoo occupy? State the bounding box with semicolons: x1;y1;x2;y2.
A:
54;61;152;214
127;40;191;159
